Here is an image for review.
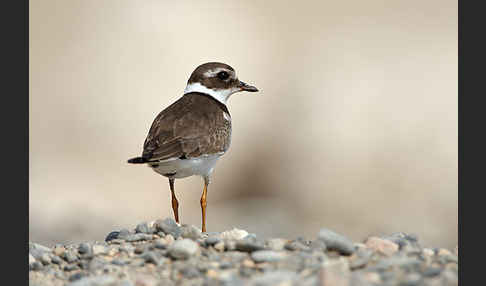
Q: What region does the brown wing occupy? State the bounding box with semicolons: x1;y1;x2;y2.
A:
141;93;231;162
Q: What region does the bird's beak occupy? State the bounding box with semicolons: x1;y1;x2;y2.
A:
238;80;259;92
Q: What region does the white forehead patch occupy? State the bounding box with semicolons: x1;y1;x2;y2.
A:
184;82;240;105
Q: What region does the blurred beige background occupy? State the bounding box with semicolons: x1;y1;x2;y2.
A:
29;0;457;249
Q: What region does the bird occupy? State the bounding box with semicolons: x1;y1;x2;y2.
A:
127;62;258;232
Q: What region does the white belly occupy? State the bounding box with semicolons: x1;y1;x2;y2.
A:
150;153;223;179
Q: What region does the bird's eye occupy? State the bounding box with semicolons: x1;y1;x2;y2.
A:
217;71;230;80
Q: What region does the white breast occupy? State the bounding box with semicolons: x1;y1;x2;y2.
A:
150;153;224;179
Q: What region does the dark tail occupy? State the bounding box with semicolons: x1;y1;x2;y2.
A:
127;156;148;164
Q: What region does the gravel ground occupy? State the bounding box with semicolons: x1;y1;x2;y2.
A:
29;218;458;286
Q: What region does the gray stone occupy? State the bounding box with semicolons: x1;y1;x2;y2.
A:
135;221;155;234
318;228;355;255
63;251;78;263
249;270;297;286
251;250;286;263
285;240;310;252
92;244;107;255
39;253;52;265
78;243;92;255
205;236;221;246
29;242;52;259
141;252;165;266
235;239;264;253
51;255;63;264
349;249;372;270
319;258;351;286
66;275;116;286
125;233;152;242
180;266;201;278
265;238;287;251
104;231;120;242
156;218;182;238
168;238;199;259
180;224;202;240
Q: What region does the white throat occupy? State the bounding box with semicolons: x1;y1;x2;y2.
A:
184;82;238;105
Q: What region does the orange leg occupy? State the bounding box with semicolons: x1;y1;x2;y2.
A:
169;178;179;223
200;179;209;232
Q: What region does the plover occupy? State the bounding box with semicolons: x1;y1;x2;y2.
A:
128;62;258;232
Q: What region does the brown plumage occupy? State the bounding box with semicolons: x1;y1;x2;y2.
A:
142;92;232;162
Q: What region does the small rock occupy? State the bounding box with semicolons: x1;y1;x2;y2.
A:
205;236;221;246
235;239;264;253
68;272;86;282
220;228;249;240
92;245;107;255
29;253;36;264
154;238;169;249
165;234;175;245
251;250;286;263
135;221;155;234
168;239;199;259
155;218;182;238
214;241;225;252
401;273;422;286
39;253;52;265
105;231;120;242
285;240;310;252
180;224;202;240
51;255;63;264
265;238;287;251
318;228;355;255
53;245;66;256
30;261;43;271
66;275;116;286
141;252;165;266
349;249;372;270
365;236;399;256
250;270;296;286
319;258;351;286
78;243;92;255
63;251;78;263
180;266;201;278
125;233;152;242
29;242;52;259
310;239;327;252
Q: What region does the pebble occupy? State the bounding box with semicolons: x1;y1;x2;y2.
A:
214;241;225;252
63;251;78;263
168;239;199;259
141;252;165;266
92;245;107;255
318;228;355;255
319;258;350;286
365;236;399;256
249;270;296;286
135;221;156;234
205;236;221;246
105;231;120;242
78;243;92;255
180;224;202;240
155;218;182;238
29;243;52;260
235;239;265;253
39;253;52;265
251;250;286;263
219;228;249;240
66;275;116;286
125;233;152;242
265;238;287;251
29;253;36;265
52;245;66;256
